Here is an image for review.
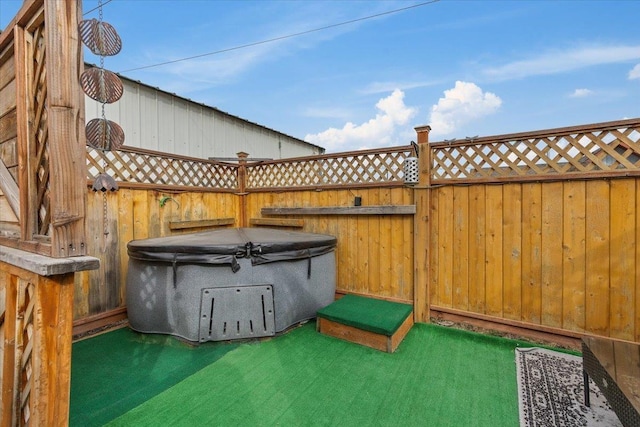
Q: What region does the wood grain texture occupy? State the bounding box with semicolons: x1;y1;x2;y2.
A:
45;0;86;257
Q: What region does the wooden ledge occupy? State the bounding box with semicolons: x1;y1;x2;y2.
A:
249;218;305;228
262;205;416;216
169;218;235;230
0;244;99;276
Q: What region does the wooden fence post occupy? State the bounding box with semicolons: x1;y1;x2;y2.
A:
0;250;98;427
236;152;248;227
413;126;431;323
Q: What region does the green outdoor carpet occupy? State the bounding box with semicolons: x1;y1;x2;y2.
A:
316;294;413;335
106;323;527;427
70;327;239;427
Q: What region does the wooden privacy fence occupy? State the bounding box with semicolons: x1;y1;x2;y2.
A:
82;118;640;345
421;118;640;343
77;145;418;326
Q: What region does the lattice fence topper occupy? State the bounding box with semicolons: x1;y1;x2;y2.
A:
430;120;640;182
246;146;416;189
87;148;240;190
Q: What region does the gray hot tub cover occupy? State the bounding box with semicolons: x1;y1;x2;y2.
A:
127;227;337;273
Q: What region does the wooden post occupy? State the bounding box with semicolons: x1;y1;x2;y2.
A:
236;152;248;228
45;0;86;257
0;255;94;427
413;125;431;323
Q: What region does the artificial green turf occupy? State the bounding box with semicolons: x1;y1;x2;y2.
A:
107;323;527;427
317;294;413;335
70;327;239;427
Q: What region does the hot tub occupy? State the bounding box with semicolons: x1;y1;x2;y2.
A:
126;227;337;343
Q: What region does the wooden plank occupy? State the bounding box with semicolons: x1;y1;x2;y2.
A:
72;306;127;339
484;185;503;317
562;180;586;332
248;218;303;228
355;192;370;296
467;185;486;313
390;188;408;300
45;0;86;257
0;55;15;91
104;192;120;309
637;181;640;343
14;24;32;244
117;189;133;306
0;79;15;118
36;273;74;426
585;180;610;336
521;183;542;324
0;268;17;426
502;183;522;321
261;205;416;216
0;157;20;217
609;179;636;340
431;305;581;350
437;186;454;308
540;182;563;328
378;188;392;297
452;186;469;311
0;108;17;143
0;190;19;223
367;190;381;295
317;315;413;353
402;188;414;302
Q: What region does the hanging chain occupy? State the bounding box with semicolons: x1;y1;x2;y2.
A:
98;0;109;237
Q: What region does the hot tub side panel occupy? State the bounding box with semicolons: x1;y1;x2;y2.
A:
126;252;336;342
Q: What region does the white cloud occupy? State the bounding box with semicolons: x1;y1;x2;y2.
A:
304;89;417;152
429;81;501;137
570;88;593;98
484;45;640;80
630;64;640;80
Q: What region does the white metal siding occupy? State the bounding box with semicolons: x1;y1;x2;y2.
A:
85;78;322;160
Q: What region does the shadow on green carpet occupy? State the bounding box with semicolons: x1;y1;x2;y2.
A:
70;327;239;427
106;322;532;427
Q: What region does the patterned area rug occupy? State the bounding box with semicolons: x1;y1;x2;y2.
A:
516;347;622;427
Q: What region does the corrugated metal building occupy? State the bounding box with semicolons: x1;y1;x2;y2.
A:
85;72;324;160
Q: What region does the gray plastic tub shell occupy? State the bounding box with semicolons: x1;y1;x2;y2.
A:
126;228;337;342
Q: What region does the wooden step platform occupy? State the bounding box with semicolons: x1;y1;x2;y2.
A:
316;295;414;353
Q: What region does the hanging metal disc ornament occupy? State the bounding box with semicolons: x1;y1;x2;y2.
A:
81;67;124;103
86;118;125;151
79;19;122;56
92;173;119;192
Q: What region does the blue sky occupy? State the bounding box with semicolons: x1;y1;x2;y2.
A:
2;0;640;153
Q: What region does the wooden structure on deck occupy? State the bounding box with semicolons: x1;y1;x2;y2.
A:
0;1;99;425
